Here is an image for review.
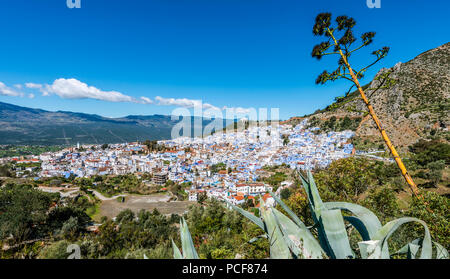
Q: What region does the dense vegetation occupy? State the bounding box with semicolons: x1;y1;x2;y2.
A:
0;184;90;258
75;174;153;197
1;158;448;258
0;184;267;259
307;116;362;132
1;139;448;258
284;157;449;251
0;145;62;158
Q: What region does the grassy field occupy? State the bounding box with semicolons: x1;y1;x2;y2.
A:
86;202;101;222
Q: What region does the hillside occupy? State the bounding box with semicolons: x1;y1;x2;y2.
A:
287;42;450;151
0;102;226;145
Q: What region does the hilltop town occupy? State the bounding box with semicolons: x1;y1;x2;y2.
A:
1;120;355;206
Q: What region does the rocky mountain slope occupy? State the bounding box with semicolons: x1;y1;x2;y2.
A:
295;42;450;150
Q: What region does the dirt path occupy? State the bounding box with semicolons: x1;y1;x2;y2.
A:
90;190;127;201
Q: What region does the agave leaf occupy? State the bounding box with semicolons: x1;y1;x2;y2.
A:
271;209;302;258
324;202;382;240
225;201;265;231
248;234;268;243
172;239;183;259
298;172;317;217
358;240;382;259
301;171;326;217
271;207;325;259
180;218;199;259
433;241;449;259
395;240;421;259
394;238;421;256
373;217;432;259
300;171;346;258
320;209;355;259
406;243;421;259
396;238;448;259
260;203;292;259
268;189;307;229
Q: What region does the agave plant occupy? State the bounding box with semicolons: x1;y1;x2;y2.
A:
226;171;448;259
172;171;447;259
171;217;199;259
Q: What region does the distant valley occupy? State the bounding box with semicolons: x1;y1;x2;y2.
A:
0;101;228;145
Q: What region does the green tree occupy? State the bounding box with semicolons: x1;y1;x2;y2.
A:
38;240;72;259
362;186;400;223
197;192;207;205
313;157;376;202
409;140;450;166
115;209;135;224
426;160;445;187
280;187;291;200
406;191;450;249
340;116;352;130
0;184;58;244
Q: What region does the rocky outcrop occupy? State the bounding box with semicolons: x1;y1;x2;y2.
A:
306;42;450;150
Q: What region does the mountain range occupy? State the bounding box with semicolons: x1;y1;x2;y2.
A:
0;102;227;145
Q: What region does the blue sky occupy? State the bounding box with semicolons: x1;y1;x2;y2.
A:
0;0;448;119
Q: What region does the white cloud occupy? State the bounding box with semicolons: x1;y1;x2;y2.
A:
40;78;136;103
28;93;35;99
154;96;220;111
25;83;43;89
0;82;23;97
26;78;158;105
22;78;251;116
139;96;153;104
222;106;254;114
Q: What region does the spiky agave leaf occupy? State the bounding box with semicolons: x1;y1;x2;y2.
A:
225;201;265;231
298;171;330;254
180;218;199;259
358;240;382;259
271;209;303;258
300;171;354;258
227;197;292;258
259;197;292;259
299;171;326;221
268;189;307;229
320;209;355;259
406;243;421;259
248;234;268;243
324;202;382;240
433;241;449;259
394;238;421;259
395;238;448;259
172;239;183;259
372;217;432;259
232;188;325;259
271;207;326;259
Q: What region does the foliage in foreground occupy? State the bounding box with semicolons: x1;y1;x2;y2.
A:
174;171;448;259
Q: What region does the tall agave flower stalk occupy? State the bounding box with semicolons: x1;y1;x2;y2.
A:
225;171;447;259
311;13;420;198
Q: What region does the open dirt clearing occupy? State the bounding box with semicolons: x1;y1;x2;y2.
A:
99;194;195;218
